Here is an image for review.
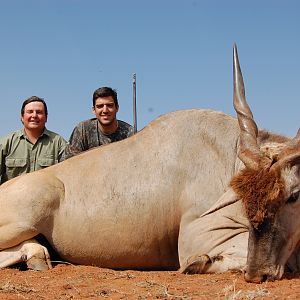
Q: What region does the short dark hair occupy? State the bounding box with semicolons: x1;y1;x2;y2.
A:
21;96;48;116
92;87;119;108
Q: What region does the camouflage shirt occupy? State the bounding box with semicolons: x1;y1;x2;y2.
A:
63;118;134;160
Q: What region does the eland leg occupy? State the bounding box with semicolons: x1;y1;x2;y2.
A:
179;190;249;274
0;222;52;270
0;239;52;270
0;173;63;270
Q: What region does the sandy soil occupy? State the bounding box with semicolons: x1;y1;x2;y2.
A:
0;264;299;299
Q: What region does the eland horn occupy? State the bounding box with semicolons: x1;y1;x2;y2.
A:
233;44;263;169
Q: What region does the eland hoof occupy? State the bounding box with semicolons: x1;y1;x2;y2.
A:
26;257;51;271
180;254;212;274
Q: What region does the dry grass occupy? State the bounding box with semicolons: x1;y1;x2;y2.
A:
223;280;270;300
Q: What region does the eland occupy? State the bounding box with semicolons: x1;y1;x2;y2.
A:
0;45;299;283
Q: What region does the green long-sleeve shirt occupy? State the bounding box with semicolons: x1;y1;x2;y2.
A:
0;128;66;184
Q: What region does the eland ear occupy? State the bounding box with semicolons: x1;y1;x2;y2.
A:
271;131;300;171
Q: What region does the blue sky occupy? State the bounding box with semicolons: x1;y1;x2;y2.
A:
0;0;299;139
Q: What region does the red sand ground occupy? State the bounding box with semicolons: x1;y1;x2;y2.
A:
0;264;299;299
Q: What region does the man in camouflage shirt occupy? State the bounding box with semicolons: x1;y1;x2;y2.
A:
63;87;133;160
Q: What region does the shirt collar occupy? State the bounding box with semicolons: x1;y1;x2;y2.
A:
19;127;49;139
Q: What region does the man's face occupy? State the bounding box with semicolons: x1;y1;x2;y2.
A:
21;101;47;131
93;96;119;126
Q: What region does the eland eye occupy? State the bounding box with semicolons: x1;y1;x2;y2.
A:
287;191;300;204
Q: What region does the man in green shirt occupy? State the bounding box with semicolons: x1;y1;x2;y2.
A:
0;96;66;184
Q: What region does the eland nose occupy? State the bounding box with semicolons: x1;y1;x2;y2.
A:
244;271;265;283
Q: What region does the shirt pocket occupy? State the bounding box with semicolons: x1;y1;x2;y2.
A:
5;158;27;179
37;156;58;168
